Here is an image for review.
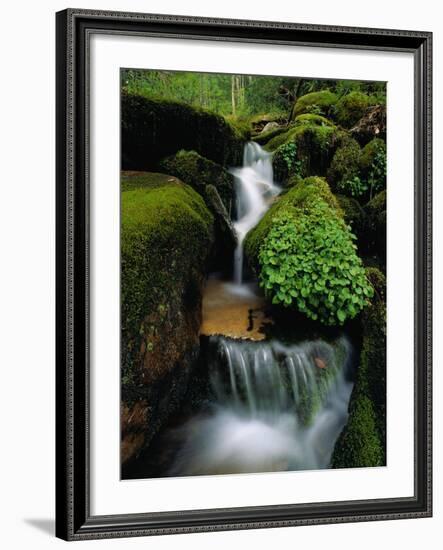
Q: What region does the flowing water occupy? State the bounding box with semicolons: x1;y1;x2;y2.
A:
165;143;354;477
230;142;280;284
126;143;354;479
169;336;354;476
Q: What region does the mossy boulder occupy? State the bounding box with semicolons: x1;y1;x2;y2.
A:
327;138;362;195
268;123;340;183
252;125;290;146
360;138;385;173
244;177;373;326
120;172;214;465
363;190;386;265
121;92;245;171
332;268;386;467
332;92;372;128
335;194;366;244
159;149;235;213
291;90;338;119
360;138;387;197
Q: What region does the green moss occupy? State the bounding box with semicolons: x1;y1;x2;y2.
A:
333;91;372;128
252;125;290;146
121;92;245;171
332;268;386;468
121;173;214;387
327;138;362;193
335;194;366;242
363;190;386;264
245;177;372;326
332;390;384;467
292;90;338;118
268;123;340;183
293;113;336;126
360;138;386;173
360;138;387;197
159;150;235;212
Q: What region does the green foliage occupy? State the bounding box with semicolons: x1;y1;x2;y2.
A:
333;91;372;128
328;137;386;201
292;90;338;118
360;138;387;198
246;177;373;326
337;175;368;199
269;123;339;183
278;141;303;176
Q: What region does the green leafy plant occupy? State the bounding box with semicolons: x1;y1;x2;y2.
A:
257;202;373;325
367;148;387;198
278;141;303;176
337;175;368;199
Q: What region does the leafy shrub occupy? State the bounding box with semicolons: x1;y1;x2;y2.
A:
337;175;368;199
250;177;373;325
278;141;303;176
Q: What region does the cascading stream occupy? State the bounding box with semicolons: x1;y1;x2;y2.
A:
163;143;354;478
169;336;354;476
230;142;280;285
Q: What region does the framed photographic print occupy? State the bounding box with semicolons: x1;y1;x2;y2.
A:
55;9;432;541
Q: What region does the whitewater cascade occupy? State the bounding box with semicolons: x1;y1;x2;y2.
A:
169;336;354;476
230;142;280;284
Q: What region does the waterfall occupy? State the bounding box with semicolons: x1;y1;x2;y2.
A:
230;142;280;284
169;336;354;476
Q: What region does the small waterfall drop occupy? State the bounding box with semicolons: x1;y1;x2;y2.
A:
169;336;354;476
230;142;280;284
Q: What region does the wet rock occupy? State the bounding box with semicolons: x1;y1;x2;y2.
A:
120;172;214;466
261;121;280;133
350;104;387;146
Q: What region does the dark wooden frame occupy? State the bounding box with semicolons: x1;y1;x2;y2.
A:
56;8;432;541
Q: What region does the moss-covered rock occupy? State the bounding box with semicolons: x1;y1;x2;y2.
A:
360;138;386;175
359;138;387;198
293;113;336;127
268;123;340;183
363;190;386;265
121;92;245;171
120;172;214;465
244;177;373;326
292;90;338;119
327;138;362;194
332;92;372;128
204;184;237;273
336;194;366;244
332;268;386;467
159;149;235;212
252;125;290;146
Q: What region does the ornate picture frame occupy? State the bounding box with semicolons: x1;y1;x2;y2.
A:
55;8;432;540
